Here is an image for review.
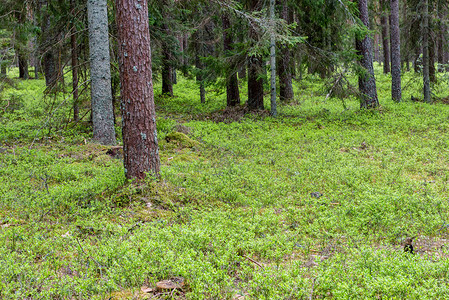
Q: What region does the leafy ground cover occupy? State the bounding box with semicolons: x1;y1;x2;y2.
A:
1;67;449;299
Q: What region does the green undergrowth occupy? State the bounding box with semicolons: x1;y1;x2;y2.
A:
2;66;449;298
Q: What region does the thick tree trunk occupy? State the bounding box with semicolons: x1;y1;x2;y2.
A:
380;0;390;74
422;0;431;103
247;56;264;110
390;0;401;102
357;0;379;108
116;0;160;180
222;14;240;107
247;0;264;110
87;0;116;144
277;0;293;102
18;52;28;79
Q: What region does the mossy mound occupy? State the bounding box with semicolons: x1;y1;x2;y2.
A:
165;131;199;148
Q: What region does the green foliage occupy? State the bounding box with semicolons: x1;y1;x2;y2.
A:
2;66;449;298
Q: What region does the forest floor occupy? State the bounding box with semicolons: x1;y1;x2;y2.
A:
2;66;449;299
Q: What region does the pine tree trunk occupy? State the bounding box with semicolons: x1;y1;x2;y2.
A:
223;14;240;107
87;0;116;145
390;0;401;102
374;34;380;63
116;0;160;180
195;52;205;104
247;0;264;110
15;11;29;80
71;0;79;122
437;22;444;72
381;0;390;74
422;0;431;103
269;0;277;116
277;0;293;102
429;34;436;83
413;46;420;73
357;0;379;108
18;52;28;79
40;0;58;88
161;24;174;97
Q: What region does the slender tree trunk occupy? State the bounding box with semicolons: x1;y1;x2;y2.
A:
33;9;39;79
247;0;264;110
71;0;79;122
277;0;293;102
429;33;436;83
161;24;174;96
374;34;380;63
87;0;116;144
15;11;29;80
357;0;379;108
413;46;420;73
380;0;390;74
422;0;431;103
437;21;444;72
390;0;401;102
269;0;277;116
195;52;205;104
40;0;58;88
222;14;240;107
116;0;160;180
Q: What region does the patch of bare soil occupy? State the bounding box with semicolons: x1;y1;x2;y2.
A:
198;105;270;123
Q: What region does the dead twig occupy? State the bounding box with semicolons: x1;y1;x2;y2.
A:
242;255;265;270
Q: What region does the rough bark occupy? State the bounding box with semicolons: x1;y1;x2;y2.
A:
422;0;430;103
357;0;379;108
87;0;116;144
380;0;390;74
222;14;240;107
277;0;293;102
390;0;401;102
116;0;160;179
247;0;264;110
